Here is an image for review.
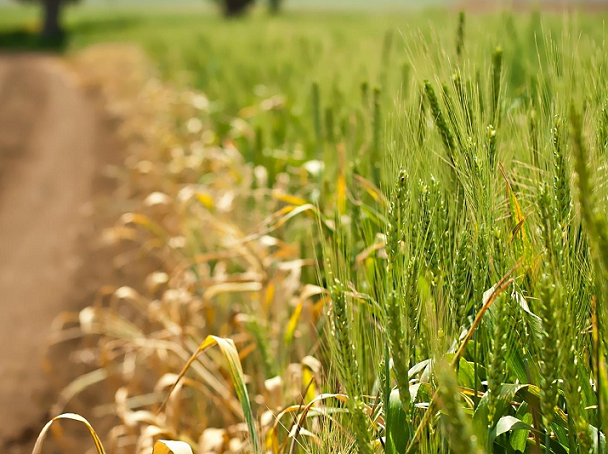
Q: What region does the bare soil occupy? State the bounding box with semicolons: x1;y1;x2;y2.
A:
0;54;123;454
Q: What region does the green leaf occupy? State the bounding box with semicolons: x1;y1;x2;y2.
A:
408;359;431;379
510;403;533;452
519;384;569;428
386;389;410;454
473;383;528;448
545;435;570;454
489;416;532;446
505;347;530;384
513;290;543;339
589;424;607;453
456;358;476;390
577;361;596;410
551;422;569;448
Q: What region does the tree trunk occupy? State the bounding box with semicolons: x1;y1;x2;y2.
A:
223;0;255;17
41;0;63;40
269;0;282;14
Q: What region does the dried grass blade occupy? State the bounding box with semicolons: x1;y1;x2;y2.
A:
159;335;261;453
32;413;106;454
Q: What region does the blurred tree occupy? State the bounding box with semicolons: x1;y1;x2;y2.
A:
16;0;71;40
222;0;256;16
269;0;282;14
217;0;283;17
40;0;65;38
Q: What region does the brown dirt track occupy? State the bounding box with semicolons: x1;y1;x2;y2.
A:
0;54;121;454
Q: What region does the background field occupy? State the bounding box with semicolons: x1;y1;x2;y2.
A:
2;1;608;454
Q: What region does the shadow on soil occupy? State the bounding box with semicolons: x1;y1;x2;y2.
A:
0;16;140;52
0;29;66;52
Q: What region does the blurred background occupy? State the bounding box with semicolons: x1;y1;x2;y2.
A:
1;0;608;48
0;1;607;454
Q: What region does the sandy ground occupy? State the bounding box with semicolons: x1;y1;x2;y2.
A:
0;54;121;453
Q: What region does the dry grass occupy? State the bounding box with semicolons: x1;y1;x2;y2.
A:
50;44;326;454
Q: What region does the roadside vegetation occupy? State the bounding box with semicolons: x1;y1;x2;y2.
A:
5;3;608;453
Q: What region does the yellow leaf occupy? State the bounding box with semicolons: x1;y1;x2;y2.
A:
265;283;275;311
203;281;262;301
238;105;258;119
120;213;170;241
284;285;326;347
336;143;347;214
353;174;388;206
153;440;193;454
32;413;105;454
337;173;347;215
500;164;528;246
195;192;214;208
271;190;308;207
301;356;321;405
257;204;318;238
284;301;303;347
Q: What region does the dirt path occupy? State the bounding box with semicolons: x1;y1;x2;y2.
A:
0;54;119;453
